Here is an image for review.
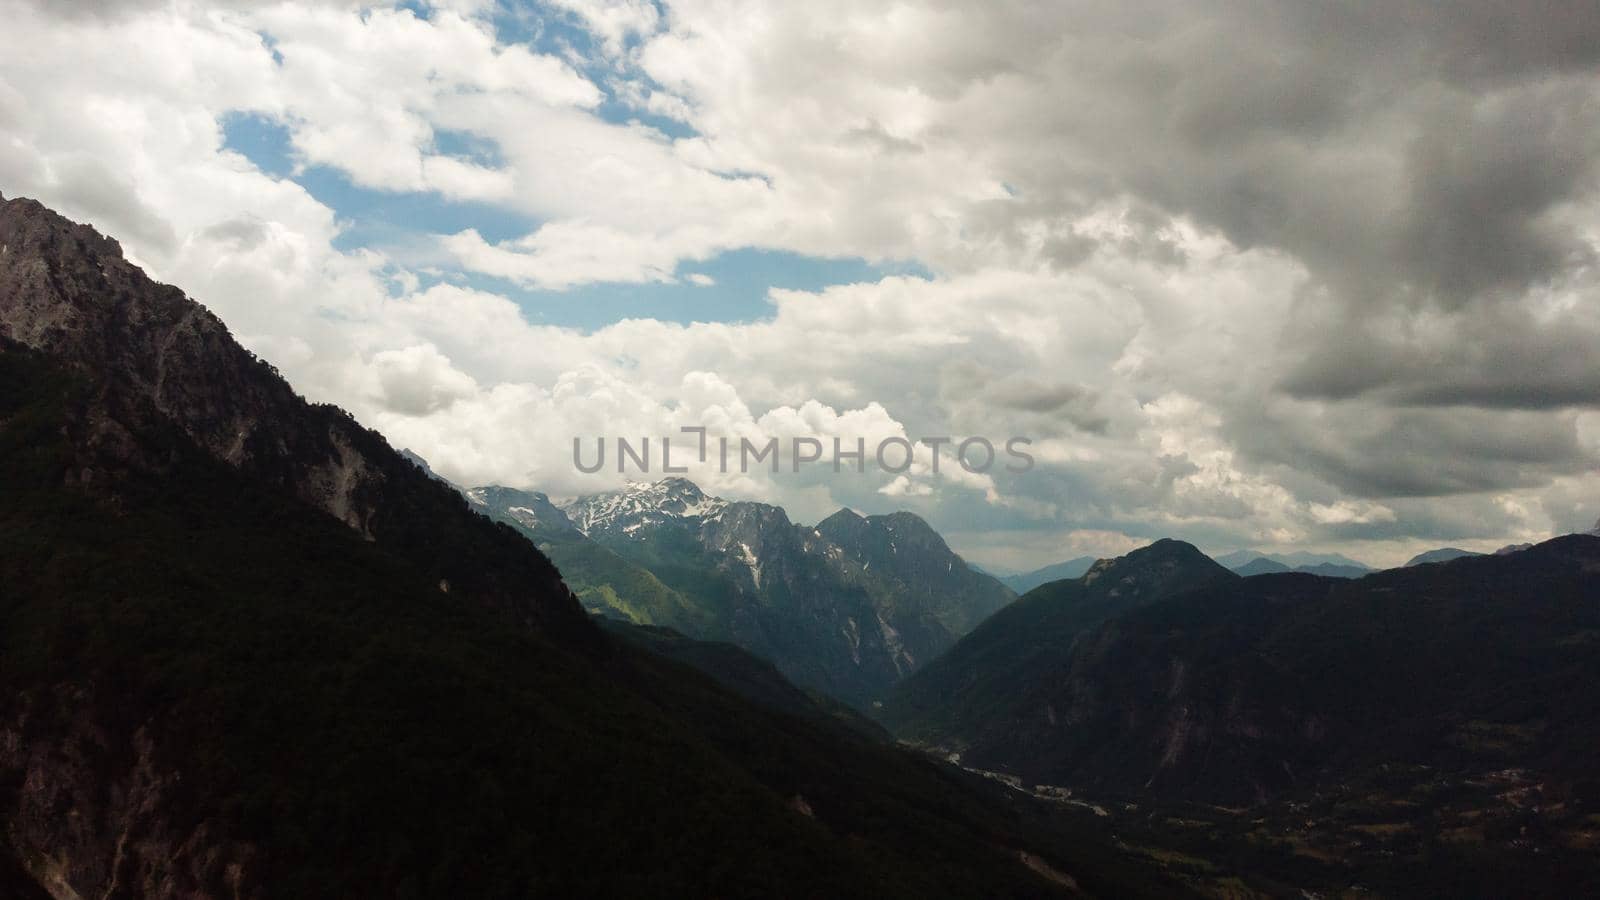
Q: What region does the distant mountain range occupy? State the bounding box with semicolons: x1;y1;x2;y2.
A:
876;535;1600;896
469;477;1014;709
1214;548;1373;579
996;557;1099;593
881;534;1600;812
1404;546;1484;566
1213;548;1373;569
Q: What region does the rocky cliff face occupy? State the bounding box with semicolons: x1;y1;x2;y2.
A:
815;509;1013;637
0;193;585;637
3;689;259;900
466;485;579;535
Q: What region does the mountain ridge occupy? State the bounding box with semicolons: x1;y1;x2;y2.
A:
0;192;588;638
478;476;1013;708
881;539;1236;747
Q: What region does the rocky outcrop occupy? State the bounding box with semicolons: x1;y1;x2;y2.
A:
3;689;258;900
0;193;586;637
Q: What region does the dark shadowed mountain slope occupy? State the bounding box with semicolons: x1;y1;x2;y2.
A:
815;508;1014;636
880;540;1235;746
0;193;585;639
1404;546;1484;566
0;197;1185;899
598;619;890;740
939;538;1600;807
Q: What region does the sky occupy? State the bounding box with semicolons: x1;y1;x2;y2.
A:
2;0;1599;570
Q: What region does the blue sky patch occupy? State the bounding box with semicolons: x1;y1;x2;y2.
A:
219;14;917;334
502;249;929;330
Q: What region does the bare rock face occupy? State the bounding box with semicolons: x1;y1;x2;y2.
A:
0;194;585;636
3;690;259;900
0;193;378;531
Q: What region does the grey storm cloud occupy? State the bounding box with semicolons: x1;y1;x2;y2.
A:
1113;3;1592;304
5;0;1597;563
936;360;1110;435
954;0;1600;407
911;0;1600;541
1231;403;1598;499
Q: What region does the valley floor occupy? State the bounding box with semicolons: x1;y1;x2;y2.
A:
944;756;1600;898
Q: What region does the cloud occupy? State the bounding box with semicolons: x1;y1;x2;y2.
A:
543;0;661;57
3;0;1599;570
369;344;480;415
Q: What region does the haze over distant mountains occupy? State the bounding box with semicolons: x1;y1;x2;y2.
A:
996;557;1100;593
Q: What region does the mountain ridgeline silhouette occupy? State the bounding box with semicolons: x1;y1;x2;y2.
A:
885;534;1600;807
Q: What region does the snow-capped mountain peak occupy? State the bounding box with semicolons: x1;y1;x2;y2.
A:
560;477;728;536
464;485;578;535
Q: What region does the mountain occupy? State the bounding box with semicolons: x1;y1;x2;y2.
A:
467;483;717;632
1292;561;1369;578
466;484;579;535
1215;549;1371;570
882;528;1600;810
1233;557;1369;579
562;475;728;534
0;195;1180;898
813;508;1013;637
1232;556;1292;576
873;520;1600;892
0;193;585;638
1404;546;1484;566
400;447;453;485
598;619;890;740
969;537;1600;804
536;479;1014;708
997;557;1099;593
1217;549;1373;578
880;540;1236;749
